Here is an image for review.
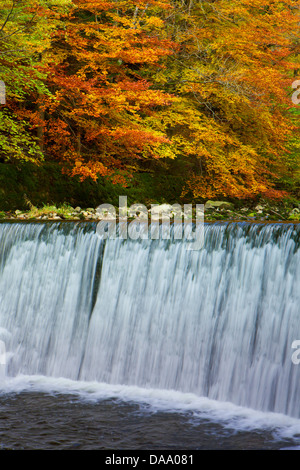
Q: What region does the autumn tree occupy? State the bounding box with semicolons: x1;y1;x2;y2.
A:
0;0;70;164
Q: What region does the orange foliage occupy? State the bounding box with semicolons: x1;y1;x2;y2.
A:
156;0;300;199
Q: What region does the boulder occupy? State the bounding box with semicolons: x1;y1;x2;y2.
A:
128;204;148;219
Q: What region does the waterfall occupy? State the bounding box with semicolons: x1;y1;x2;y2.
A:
0;221;299;418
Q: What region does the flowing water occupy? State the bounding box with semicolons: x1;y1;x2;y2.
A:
0;221;299;449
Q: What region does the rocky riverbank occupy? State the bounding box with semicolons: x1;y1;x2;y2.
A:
0;199;299;222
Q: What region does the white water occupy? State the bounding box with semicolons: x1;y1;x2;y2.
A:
0;221;299;431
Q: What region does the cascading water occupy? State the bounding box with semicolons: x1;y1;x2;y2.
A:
0;221;299;421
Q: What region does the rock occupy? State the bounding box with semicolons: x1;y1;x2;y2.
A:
127;205;148;219
128;204;148;219
74;207;81;213
204;200;234;210
95;205;116;218
255;205;264;211
195;207;204;218
290;208;300;215
15;210;22;215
